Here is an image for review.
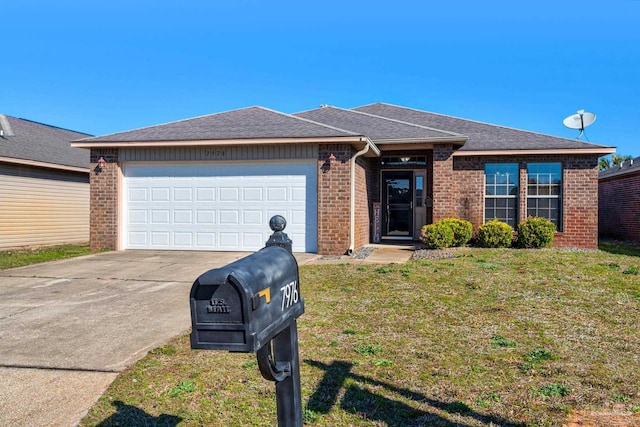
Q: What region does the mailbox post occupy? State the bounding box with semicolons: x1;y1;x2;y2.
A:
190;216;303;427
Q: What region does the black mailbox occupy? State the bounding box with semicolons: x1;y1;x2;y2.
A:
190;245;304;353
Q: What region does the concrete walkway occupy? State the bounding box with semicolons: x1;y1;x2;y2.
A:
0;245;414;427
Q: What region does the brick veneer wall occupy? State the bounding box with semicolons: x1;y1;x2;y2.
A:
432;145;456;221
447;154;599;249
354;156;377;249
599;170;640;241
317;144;352;254
89;149;119;251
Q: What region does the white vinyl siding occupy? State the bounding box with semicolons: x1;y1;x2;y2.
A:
122;161;317;252
0;164;89;249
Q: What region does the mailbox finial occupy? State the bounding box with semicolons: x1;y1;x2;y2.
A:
266;215;293;254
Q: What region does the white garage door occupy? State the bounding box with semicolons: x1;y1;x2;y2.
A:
122;161;317;252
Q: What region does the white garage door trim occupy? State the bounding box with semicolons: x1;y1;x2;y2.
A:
121;161;317;252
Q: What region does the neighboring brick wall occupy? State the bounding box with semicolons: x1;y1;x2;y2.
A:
599;170;640;241
448;154;599;249
317;144;352;254
89;149;119;251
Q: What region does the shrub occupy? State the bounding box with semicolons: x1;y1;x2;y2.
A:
440;218;473;247
477;220;513;248
517;217;556;248
420;222;454;249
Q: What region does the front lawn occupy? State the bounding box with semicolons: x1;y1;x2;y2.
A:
0;244;93;270
81;248;639;426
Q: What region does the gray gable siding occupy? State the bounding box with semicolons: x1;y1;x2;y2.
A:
354;103;612;152
0;116;90;169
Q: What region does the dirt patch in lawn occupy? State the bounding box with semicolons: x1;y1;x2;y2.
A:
565;406;640;426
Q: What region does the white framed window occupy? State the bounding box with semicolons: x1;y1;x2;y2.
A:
485;163;519;228
527;163;562;230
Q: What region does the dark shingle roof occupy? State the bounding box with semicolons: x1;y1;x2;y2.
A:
0;115;90;169
294;106;463;141
77;106;359;143
354;102;613;152
599;157;640;179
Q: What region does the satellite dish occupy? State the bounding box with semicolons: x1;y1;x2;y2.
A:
563;109;596;139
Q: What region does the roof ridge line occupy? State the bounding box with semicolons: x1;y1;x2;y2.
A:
6;115;90;137
74;105;266;142
261;106;361;136
339;105;465;137
363;102;608;147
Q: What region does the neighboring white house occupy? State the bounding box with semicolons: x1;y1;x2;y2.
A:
0;114;91;249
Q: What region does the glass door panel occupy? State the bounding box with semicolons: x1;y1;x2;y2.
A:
382;171;413;238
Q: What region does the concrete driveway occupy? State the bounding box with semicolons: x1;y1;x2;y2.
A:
0;250;319;427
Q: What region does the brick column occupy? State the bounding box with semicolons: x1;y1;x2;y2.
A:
317;144;351;255
432;144;456;222
555;156;599;249
90;149;119;251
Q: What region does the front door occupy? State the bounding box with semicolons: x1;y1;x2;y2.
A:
382;171;414;239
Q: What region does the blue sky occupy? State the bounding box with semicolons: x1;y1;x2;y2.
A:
3;1;639;157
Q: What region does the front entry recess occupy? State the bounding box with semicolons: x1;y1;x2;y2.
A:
382;171;413;238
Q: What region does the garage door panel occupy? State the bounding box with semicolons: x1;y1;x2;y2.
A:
219;187;239;201
219;233;240;247
129;188;148;202
174;232;193;246
151;232;170;246
219;210;239;224
123;161;317;252
151;210;170;224
174;210;193;224
196;210;215;224
243;210;263;225
196;232;215;247
196;188;215;202
151;188;170;201
174;188;193;201
243;187;263;201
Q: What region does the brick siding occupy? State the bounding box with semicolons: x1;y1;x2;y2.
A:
89;149;119;251
445;154;599;249
317;144;352;254
599;170;640;241
432;145;456;221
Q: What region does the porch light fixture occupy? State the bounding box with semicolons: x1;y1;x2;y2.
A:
328;153;336;163
95;157;107;172
400;157;411;163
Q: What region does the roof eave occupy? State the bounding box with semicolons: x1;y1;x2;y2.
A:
452;147;616;156
71;136;366;148
374;136;468;145
599;166;640;180
0;156;89;173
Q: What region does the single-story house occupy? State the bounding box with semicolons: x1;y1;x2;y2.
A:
599;157;640;242
71;103;614;255
0;114;91;249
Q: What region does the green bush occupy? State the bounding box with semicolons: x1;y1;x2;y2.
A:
440;218;473;247
517;217;556;248
477;220;513;248
420;222;454;249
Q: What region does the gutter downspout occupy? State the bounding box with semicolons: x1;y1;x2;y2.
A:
347;140;372;255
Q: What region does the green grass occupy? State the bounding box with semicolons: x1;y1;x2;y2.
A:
80;247;640;426
0;244;93;270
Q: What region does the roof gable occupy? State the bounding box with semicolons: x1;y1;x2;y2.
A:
294;106;464;142
354;102;614;152
0;115;90;169
77;106;359;144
